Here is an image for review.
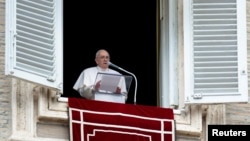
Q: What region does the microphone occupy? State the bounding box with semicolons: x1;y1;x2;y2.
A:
107;62;121;70
108;62;138;104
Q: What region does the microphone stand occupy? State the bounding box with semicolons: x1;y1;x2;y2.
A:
108;62;138;104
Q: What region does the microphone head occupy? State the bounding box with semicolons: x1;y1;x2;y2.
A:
107;61;112;66
108;61;119;69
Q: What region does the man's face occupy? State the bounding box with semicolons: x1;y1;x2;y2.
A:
95;50;110;69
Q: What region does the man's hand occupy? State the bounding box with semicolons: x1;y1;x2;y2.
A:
115;87;121;94
95;80;101;91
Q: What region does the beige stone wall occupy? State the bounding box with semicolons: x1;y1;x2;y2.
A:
0;0;12;140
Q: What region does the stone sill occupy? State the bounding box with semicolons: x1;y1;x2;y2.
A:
9;136;69;141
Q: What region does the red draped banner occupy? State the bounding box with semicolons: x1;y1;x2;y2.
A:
68;98;175;141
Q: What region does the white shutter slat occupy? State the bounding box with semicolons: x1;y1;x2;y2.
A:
193;0;238;96
184;0;248;103
16;0;55;78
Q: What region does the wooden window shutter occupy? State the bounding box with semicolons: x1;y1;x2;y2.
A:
5;0;63;92
183;0;248;104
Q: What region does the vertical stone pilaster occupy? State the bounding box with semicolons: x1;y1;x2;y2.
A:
10;78;35;138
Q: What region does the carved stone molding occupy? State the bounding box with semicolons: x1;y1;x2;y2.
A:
9;79;69;141
38;87;68;122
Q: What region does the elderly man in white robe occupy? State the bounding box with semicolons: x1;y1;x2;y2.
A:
73;49;127;101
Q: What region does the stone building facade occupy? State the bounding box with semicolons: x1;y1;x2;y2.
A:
0;0;250;141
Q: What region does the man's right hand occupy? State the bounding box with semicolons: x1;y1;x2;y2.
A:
94;80;101;91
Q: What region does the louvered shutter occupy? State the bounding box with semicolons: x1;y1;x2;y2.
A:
5;0;63;92
183;0;248;104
